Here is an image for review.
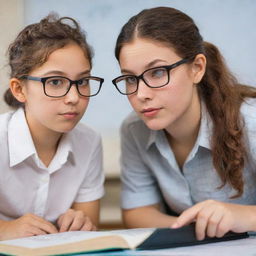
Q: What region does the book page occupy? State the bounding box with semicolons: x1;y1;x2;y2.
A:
0;231;114;249
109;228;155;249
0;228;155;250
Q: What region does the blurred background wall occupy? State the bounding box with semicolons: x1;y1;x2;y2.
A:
0;0;255;228
0;0;24;113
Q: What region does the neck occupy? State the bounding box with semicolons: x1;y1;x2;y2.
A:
32;129;62;167
165;93;201;168
25;113;62;167
32;129;62;152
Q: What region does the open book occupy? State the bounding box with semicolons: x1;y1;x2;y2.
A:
0;224;248;256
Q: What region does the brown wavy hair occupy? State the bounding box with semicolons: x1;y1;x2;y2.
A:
114;7;256;197
5;13;93;108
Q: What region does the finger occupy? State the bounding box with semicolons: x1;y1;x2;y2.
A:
59;214;74;232
23;214;58;234
32;219;58;234
25;226;48;236
206;211;224;238
80;218;94;231
196;203;223;240
172;204;203;228
216;215;231;238
57;214;64;228
68;212;84;231
195;211;209;241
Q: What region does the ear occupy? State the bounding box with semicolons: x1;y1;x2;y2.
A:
9;78;27;103
191;54;206;84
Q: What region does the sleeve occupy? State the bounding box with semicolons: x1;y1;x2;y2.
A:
120;120;162;209
75;133;105;202
241;99;256;164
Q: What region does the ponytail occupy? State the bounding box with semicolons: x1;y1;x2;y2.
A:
198;42;256;197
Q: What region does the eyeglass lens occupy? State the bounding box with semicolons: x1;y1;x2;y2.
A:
44;77;101;97
115;67;169;95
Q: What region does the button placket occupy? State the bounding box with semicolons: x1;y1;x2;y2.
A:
34;172;50;217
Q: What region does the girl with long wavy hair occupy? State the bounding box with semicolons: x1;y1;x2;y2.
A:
112;6;256;240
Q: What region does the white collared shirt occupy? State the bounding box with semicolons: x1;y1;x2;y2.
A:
0;108;104;222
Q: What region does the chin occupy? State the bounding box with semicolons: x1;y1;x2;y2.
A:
143;120;165;131
56;125;76;134
61;127;75;133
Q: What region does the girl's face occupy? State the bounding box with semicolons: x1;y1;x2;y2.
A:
21;43;90;135
118;38;205;133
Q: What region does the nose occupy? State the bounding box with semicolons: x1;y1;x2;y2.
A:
64;85;80;104
136;79;154;101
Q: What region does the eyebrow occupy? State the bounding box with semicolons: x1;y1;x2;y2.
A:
40;70;91;77
121;59;168;74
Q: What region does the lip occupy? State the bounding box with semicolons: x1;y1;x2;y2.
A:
141;107;162;117
60;112;79;120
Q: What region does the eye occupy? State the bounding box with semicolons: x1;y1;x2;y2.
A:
150;68;166;78
77;78;89;86
46;78;65;87
125;76;137;85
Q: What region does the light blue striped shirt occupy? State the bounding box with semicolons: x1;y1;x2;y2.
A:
120;98;256;214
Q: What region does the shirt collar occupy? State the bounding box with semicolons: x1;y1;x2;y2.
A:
8;108;74;169
50;132;75;170
8;108;36;167
146;129;158;149
146;102;212;151
196;102;212;150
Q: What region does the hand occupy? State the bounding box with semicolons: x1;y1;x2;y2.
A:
0;213;58;240
57;209;96;232
171;200;255;240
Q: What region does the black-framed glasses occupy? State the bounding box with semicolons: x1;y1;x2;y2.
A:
21;75;104;98
112;59;189;95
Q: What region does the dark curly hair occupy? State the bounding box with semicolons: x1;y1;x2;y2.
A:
5;13;93;108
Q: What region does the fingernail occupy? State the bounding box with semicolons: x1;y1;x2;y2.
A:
171;223;178;228
197;235;204;241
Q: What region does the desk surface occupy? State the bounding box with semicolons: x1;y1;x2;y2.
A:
76;236;256;256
